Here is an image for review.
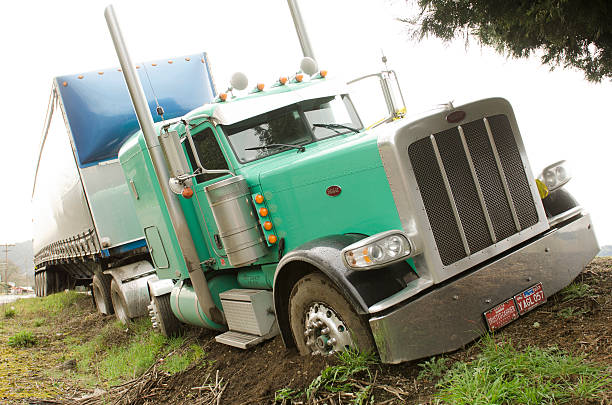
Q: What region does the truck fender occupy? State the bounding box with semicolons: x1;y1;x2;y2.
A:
273;234;419;348
148;278;175;297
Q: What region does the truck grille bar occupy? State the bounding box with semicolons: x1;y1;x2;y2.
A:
408;114;539;266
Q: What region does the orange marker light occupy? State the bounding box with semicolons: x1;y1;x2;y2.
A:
257;83;265;91
168;60;174;64
182;187;194;199
77;75;84;79
259;207;268;217
295;74;304;82
263;221;272;231
152;63;157;66
268;235;277;244
98;71;104;75
255;194;264;204
185;57;191;61
136;65;140;69
62;81;68;87
320;70;328;78
219;93;228;102
279;76;288;85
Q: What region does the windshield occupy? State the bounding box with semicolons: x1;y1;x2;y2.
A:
222;94;362;163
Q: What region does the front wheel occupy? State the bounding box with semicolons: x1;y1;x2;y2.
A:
149;293;183;337
289;272;374;356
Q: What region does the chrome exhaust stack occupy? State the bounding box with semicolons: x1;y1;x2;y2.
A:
104;5;223;326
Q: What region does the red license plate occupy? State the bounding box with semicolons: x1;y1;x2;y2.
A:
514;283;546;315
484;298;519;332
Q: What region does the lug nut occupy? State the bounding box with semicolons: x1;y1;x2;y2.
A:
321;327;330;334
311;350;320;356
317;321;324;327
306;341;313;346
329;338;337;345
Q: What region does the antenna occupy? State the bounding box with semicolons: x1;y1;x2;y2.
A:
381;49;389;71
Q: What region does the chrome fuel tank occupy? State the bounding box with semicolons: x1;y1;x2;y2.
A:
204;176;267;267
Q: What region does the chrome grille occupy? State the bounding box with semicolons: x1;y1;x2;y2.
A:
408;114;539;266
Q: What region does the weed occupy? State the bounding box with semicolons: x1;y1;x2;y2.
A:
8;331;37;348
161;343;205;375
434;334;611;404
4;306;16;318
274;387;300;402
33;318;45;327
418;356;448;380
307;349;377;399
558;306;588;319
561;282;595;301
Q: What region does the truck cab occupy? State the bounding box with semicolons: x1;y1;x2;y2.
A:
119;67;599;363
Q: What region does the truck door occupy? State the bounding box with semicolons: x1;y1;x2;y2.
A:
183;123;233;265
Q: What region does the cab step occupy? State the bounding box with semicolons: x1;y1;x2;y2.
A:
215;329;277;349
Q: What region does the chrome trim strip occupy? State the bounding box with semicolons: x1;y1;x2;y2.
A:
430;135;470;256
458;126;497;243
368;277;434;313
483;117;521;231
549;206;583;227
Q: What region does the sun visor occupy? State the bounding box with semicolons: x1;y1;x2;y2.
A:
209;79;350;126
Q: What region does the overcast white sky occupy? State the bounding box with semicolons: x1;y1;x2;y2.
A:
0;0;610;247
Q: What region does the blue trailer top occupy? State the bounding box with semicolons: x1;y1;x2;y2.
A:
56;52;216;168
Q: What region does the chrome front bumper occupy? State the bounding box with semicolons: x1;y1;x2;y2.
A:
369;212;599;364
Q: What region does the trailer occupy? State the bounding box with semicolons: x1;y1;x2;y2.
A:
32;52;217;322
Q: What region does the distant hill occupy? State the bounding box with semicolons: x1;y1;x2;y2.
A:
599;245;612;257
1;240;33;286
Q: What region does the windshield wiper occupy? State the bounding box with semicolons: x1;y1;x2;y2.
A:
245;143;305;153
312;123;360;134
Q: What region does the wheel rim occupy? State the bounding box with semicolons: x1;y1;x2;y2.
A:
304;303;354;356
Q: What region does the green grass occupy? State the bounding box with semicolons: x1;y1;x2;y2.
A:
160;343;206;375
560;282;595;301
307;349;378;402
33;318;45;327
274;387;301;402
418;356;449;380
434;335;611;404
12;291;82;316
558;306;588;319
8;331;37;348
3;306;16;318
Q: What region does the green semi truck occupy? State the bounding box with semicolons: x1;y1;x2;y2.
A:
34;3;599;364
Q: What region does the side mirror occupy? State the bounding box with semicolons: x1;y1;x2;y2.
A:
160;130;192;195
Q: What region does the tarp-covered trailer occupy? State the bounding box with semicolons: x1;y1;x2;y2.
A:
32;53;216;321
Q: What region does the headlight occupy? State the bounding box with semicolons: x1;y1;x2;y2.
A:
538;160;571;192
342;231;415;270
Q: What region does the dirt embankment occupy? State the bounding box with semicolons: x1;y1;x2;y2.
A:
1;258;610;404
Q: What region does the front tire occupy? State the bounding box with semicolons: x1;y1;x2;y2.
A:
289;272;374;356
149;293;183;337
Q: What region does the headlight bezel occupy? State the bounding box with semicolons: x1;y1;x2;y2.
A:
341;230;416;270
538;160;571;193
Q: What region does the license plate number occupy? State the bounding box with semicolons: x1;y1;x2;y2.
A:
514;283;546;315
484;298;519;331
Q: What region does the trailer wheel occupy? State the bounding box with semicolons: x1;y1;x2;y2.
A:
149;294;183;337
111;279;131;324
92;273;114;315
289;272;374;356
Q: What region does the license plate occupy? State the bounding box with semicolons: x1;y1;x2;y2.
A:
484;298;519;331
514;283;546;315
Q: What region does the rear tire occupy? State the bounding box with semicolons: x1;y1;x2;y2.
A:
111;279;131;324
289;272;374;356
92;273;114;315
150;293;183;337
